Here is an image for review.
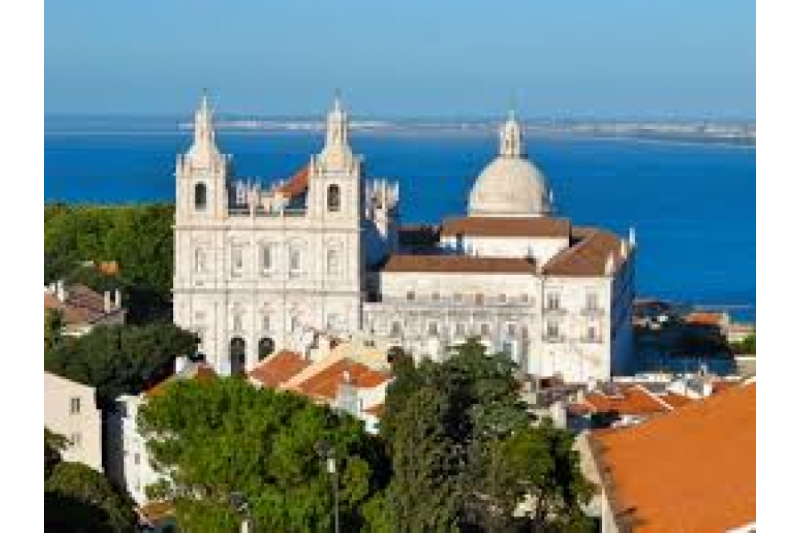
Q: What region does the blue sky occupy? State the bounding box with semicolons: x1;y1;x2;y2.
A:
45;1;754;119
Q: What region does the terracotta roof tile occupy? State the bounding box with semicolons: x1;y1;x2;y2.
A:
365;403;384;417
145;362;217;398
277;164;310;198
543;228;625;277
583;386;670;416
381;254;538;274
685;312;724;326
248;350;311;388
440;216;571;238
591;382;755;532
292;359;390;401
138;501;174;524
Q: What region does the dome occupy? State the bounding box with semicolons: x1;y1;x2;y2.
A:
468;156;551;217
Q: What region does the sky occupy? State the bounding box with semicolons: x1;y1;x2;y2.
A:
45;1;755;119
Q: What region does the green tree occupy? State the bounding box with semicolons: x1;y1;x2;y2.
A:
382;338;593;532
44;204;175;322
44;323;198;406
45;462;138;533
45;308;64;351
45;428;68;479
484;422;595;532
138;378;389;532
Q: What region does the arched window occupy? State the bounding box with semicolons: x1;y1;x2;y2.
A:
229;337;246;377
258;337;275;360
327;184;341;212
194;183;207;211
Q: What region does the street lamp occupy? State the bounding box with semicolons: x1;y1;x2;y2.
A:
315;440;340;533
230;492;251;533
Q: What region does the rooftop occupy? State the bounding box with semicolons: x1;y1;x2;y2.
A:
591;381;755;532
248;350;311;388
382;254;538;274
440;216;571;238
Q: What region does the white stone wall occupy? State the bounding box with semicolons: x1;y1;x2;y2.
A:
366;268;625;382
44;372;103;472
106;395;162;505
441;234;569;265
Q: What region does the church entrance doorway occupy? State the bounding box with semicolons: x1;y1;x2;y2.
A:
229;337;246;377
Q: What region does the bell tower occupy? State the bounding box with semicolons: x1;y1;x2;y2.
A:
175;92;230;222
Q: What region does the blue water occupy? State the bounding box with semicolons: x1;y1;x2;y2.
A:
44;127;755;321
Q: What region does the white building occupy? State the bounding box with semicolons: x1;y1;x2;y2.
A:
44;371;103;471
106;359;216;505
173;94;635;383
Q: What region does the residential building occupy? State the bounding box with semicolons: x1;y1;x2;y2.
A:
588;380;755;532
106;359;216;505
44;281;126;336
44;371;103;471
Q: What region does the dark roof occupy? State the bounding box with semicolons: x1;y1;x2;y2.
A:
440;216;571;238
542;228;625;276
381;254;538;274
43;284;124;326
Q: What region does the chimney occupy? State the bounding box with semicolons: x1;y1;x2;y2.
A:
114;289;122;309
56;280;66;303
174;355;189;375
103;291;112;313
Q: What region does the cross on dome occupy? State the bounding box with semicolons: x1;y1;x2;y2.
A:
499;109;524;158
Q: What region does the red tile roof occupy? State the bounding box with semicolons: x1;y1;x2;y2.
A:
277;164;310;198
248;350;311;388
582;386;670;416
137;501;174;524
381;254;538;274
364;403;384;417
592;382;755;532
543;228;625;277
440;216;571;238
292;359;390;401
684;311;724;327
144;363;217;398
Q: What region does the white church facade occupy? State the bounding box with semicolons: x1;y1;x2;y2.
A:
173;94;635;383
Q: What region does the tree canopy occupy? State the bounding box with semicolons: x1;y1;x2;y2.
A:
137;378;390;532
44;204;174;322
44;322;198;406
381;338;594;532
44;429;137;533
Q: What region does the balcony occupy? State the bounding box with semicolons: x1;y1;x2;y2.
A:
543;306;567;316
543;334;565;344
580;306;605;317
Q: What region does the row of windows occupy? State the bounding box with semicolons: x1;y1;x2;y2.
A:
381;320;602;343
215;311;346;336
194;244;344;278
400;291;603;311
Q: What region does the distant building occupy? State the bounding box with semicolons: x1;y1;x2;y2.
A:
106;359;216;505
44;281;126;336
44;372;103;471
588;380;755;532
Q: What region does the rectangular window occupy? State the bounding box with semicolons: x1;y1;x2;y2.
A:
454;293;463;303
70;432;82;448
506;323;517;337
289;248;301;274
587;325;599;342
406;291;415;301
390;321;402;337
587;293;599;311
497;294;507;303
480;323;491;337
231;246;244;276
475;293;484;305
455;322;466;336
262;314;271;332
261;244;274;273
70;397;81;415
547;293;560;310
546;321;559;339
428;322;439;336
